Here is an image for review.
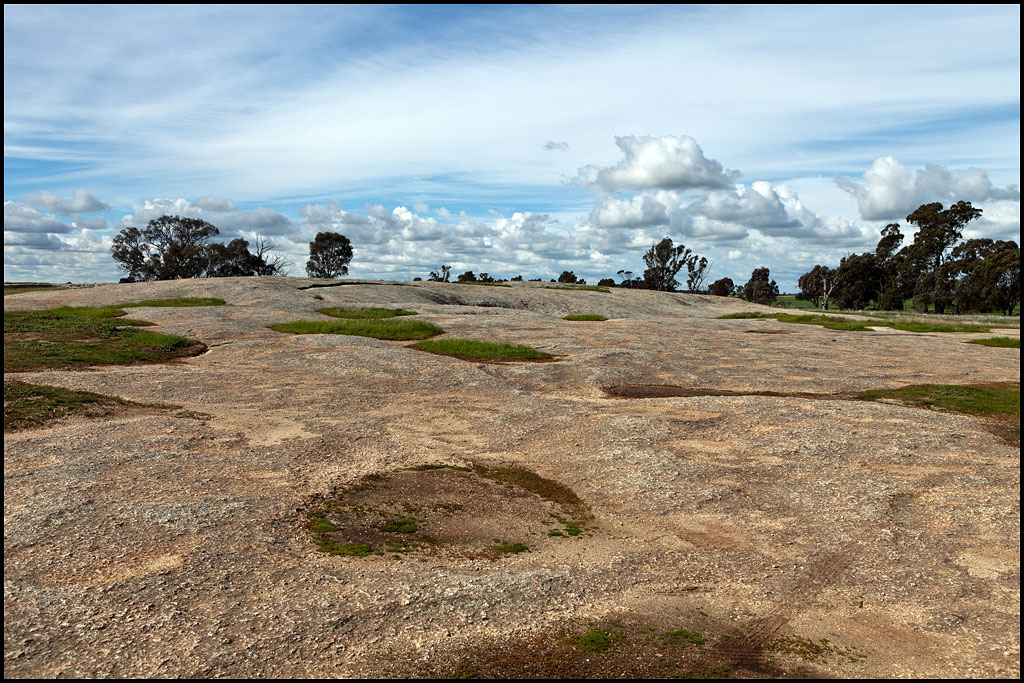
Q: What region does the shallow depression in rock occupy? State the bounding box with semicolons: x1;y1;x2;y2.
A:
305;465;595;560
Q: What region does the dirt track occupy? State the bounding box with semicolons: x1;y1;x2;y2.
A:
3;277;1020;678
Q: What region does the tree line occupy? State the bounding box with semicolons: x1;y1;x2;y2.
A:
110;202;1018;316
792;201;1019;315
110;216;353;282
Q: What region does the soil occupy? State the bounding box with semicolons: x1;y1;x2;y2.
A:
3;276;1020;678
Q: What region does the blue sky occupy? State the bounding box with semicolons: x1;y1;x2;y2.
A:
4;4;1020;290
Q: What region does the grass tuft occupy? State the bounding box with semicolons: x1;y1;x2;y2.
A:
4;381;106;431
570;629;613;653
967;337;1019;348
665;629;705;646
717;312;776;319
316;306;418;319
858;383;1019;445
489;540;529;557
4;381;207;431
719;311;1009;333
563;314;608;321
271;318;443;340
412;338;552;361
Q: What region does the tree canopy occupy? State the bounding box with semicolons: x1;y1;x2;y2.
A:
708;277;734;297
742;267;779;305
641;238;708;292
796;200;1015;315
305;232;353;278
111;215;288;281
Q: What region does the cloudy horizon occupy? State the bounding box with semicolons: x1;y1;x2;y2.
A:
4;4;1020;291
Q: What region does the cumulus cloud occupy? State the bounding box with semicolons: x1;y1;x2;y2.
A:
571;135;740;194
4;201;74;233
835;156;1020;220
192;195;238;212
686;182;798;232
122;198;209;225
589;193;671;230
22;189;108;215
583;179;867;249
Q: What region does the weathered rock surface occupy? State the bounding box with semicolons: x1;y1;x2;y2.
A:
4;277;1020;678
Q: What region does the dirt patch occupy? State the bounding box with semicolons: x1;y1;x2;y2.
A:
306;465;594;560
602;384;833;399
376;613;850;679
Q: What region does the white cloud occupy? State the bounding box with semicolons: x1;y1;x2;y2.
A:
836;156;1020;220
543;141;569;151
589;193;671;230
22;189;109;215
571;135;740;194
4;201;74;233
193;195;238;212
686;182;797;231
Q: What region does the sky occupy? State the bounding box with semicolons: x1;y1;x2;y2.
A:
3;4;1020;291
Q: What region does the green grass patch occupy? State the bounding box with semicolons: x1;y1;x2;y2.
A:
719;311;1005;333
857;384;1019;418
665;629;705;646
858;383;1019;445
570;629;613;653
4;381;207;430
321;540;375;557
4;303;206;372
316;306;418;319
489;540;529;556
457;281;512;287
5;381;111;431
769;295;817;311
717;312;776;319
122;297;226;308
271;318;444;340
967;337;1020;348
382;517;419;534
412;338;552;361
545;285;610;293
563;314;608;321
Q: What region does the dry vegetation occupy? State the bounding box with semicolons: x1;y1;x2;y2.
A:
3;276;1019;679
